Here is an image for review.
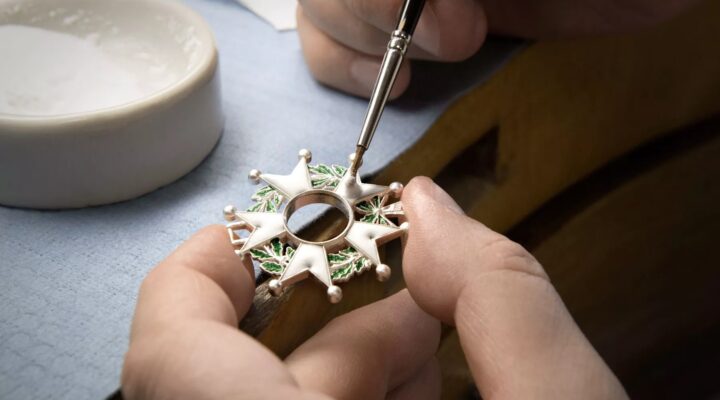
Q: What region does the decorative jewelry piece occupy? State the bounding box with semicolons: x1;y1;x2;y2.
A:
223;149;407;303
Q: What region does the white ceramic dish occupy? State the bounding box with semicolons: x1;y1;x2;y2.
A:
0;0;223;208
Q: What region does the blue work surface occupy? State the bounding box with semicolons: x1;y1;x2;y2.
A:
0;0;519;398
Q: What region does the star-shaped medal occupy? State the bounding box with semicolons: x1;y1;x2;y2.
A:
223;149;407;303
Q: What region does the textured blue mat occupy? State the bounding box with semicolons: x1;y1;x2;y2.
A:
0;0;520;397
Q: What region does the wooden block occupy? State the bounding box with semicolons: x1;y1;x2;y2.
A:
510;120;720;399
377;0;720;232
243;3;720;398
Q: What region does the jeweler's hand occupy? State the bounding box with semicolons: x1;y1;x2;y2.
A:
297;0;697;98
400;177;629;399
121;226;441;400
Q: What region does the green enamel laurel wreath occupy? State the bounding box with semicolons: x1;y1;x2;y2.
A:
246;163;386;282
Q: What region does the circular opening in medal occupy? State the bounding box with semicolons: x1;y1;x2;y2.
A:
283;190;354;245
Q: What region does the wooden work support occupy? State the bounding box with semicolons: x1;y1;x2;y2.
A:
242;1;720;397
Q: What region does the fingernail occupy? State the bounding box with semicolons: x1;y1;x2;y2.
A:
426;180;464;215
350;59;380;95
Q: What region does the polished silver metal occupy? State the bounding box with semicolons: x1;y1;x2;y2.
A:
326;285;343;303
282;190;354;248
344;221;403;266
375;264;391;282
278;242;332;288
350;30;412;176
224;149;407;302
248;169;261;184
256;151;313;198
389;182;404;197
335;170;389;204
388;30;410;52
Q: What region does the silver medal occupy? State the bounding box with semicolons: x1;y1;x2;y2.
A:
224;149;407;303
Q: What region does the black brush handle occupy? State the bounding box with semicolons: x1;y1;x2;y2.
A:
396;0;427;36
349;0;427;176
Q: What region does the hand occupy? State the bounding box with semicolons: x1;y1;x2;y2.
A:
121;226;441;399
122;177;628;399
297;0;697;98
400;177;628;399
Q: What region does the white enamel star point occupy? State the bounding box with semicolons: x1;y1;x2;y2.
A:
335;171;389;204
224;149;407;302
279;243;332;287
233;212;286;253
345;222;404;266
258;154;313;198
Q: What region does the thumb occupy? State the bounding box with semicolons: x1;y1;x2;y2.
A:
401;176;548;324
401;177;627;399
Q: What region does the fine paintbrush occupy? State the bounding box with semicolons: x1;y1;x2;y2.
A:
349;0;427;176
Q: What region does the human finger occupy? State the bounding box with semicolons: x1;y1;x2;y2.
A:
285;289;440;400
298;0;437;59
123;226;325;399
401;177;628;399
299;0;389;56
297;4;410;99
385;358;441;400
123;319;326;399
341;0;487;61
129;225;255;339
